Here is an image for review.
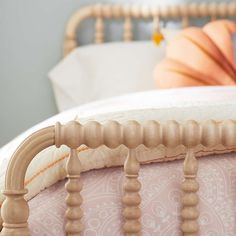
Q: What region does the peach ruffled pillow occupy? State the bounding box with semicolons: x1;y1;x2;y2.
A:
154;20;236;88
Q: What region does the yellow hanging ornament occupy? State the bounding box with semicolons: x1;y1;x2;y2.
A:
152;31;164;45
152;15;164;45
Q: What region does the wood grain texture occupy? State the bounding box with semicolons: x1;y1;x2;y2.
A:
63;2;236;56
2;119;236;235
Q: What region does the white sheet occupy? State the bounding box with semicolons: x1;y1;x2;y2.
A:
1;86;236;205
49;41;164;111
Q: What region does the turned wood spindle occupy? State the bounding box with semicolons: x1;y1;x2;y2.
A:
64;36;77;57
181;149;199;236
140;5;150;18
209;2;217;21
182;16;189;28
123;6;133;41
95;17;104;44
153;15;161;34
123;17;132;41
63;3;236;57
65;149;83;236
218;3;228;17
102;5;112;18
123;149;141;236
228;2;236;16
180;5;189;28
94;4;104;44
188;3;198;17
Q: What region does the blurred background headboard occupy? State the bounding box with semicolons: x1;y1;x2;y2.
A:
64;3;236;56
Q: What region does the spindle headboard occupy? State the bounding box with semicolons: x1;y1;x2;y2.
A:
64;2;236;56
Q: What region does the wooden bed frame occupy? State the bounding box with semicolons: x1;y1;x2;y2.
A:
2;120;236;236
64;2;236;56
1;2;236;236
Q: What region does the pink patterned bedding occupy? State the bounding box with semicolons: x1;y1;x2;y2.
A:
28;152;236;236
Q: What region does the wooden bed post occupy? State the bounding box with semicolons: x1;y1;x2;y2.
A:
1;126;55;236
1;189;29;236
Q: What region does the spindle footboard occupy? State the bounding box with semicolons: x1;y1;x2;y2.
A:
1;119;236;235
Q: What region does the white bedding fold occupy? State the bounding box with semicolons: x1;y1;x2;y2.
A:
1;86;236;207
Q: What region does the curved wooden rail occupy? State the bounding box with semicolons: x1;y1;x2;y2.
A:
64;2;236;56
1;119;236;235
1;126;55;236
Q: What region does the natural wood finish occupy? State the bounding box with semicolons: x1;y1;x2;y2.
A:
95;17;104;44
2;119;236;235
153;15;160;33
54;120;236;149
1;126;54;235
182;16;189;28
1;189;29;236
181;149;199;236
93;4;104;44
123;149;141;235
65;149;83;236
123;6;133;41
123;17;133;41
180;5;189;28
63;2;236;56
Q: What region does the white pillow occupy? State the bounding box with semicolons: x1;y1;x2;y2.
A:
49;29;179;112
49;42;161;111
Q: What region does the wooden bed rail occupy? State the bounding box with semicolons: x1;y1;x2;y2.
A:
1;119;236;235
64;2;236;56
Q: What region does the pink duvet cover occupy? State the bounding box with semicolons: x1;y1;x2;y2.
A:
28;152;236;236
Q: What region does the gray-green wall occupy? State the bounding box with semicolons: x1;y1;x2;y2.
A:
0;0;230;146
